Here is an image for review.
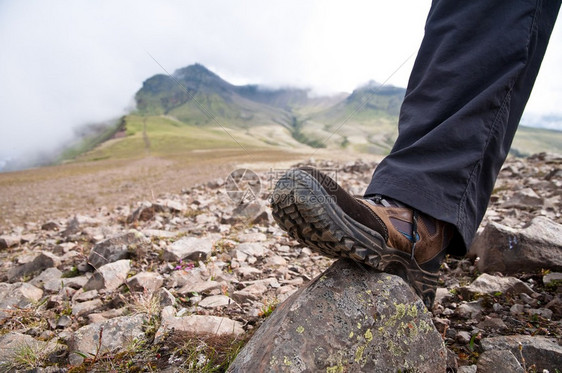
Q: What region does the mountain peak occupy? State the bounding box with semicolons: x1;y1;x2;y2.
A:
174;63;218;80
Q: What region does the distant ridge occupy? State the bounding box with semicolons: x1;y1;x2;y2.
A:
58;63;562;165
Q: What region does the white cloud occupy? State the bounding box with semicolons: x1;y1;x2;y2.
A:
0;0;560;166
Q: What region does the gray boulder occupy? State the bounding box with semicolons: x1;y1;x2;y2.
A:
468;217;562;274
228;259;446;373
480;335;562;372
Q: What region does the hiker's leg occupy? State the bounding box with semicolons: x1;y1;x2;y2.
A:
365;0;561;255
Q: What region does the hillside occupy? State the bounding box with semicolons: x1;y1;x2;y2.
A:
63;63;561;164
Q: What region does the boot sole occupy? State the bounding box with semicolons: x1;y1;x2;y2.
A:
270;168;438;308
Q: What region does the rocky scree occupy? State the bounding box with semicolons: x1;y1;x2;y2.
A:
0;153;560;372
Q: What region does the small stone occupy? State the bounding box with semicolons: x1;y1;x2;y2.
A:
29;267;63;288
177;280;222;295
456;330;471;344
127;202;156;223
196;213;218;225
519;293;537;305
44;275;89;292
463;273;535;297
477;317;507;331
238;232;267;242
510;304;525;315
84;259;131;291
168;268;203;288
234;249;249;263
127;272;164;293
480;335;562;372
456;300;483;319
477;350;524;373
155;306;244;341
434;287;453;305
154;199;186;213
432;317;450;334
158;288;176;307
7;251;61;282
0;282;43;318
163;237;213;262
0;332;57;364
502;187;543;209
265;255;287;267
88;230;150;268
527;308;553;320
545;296;562;319
56;315;72;329
0;235;20;249
232;201;267;223
235;242;267;258
457;365;477;373
73;290;99;302
41;221;61;231
72;299;103;316
299;247;313;257
198;295;233;308
235;266;262;279
492;303;503;312
543;272;562;285
68;314;147;365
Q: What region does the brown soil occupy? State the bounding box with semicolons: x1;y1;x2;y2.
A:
0;148;380;230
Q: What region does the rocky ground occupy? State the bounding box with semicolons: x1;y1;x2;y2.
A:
0;153;560;372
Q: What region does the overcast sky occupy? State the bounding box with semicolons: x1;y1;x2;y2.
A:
0;0;560;166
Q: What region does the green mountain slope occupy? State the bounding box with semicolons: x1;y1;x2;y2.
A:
68;63;561;163
135;64;292;129
294;82;406;153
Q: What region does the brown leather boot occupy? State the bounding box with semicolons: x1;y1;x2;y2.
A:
270;167;454;308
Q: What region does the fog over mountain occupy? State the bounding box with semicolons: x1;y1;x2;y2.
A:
0;1;560;171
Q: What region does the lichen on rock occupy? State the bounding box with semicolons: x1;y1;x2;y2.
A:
228;258;447;372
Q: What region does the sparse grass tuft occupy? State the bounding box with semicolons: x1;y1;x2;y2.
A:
159;333;250;372
128;291;162;318
0;299;50;336
258;297;279;318
0;340;52;371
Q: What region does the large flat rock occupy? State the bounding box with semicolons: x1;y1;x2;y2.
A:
228;259;446;372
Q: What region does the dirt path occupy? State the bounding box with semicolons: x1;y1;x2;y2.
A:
0;148;378;229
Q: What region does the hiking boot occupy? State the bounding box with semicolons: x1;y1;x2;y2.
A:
270;167;454;308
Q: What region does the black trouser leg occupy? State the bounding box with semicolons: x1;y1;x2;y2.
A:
364;0;561;255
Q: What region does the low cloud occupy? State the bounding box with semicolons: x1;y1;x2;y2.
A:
0;0;559;171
